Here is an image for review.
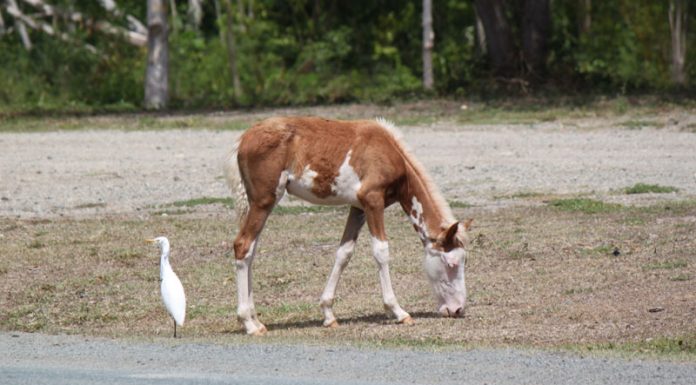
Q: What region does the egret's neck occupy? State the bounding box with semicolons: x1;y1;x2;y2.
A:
159;244;171;279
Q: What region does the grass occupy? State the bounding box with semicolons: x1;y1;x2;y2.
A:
548;198;622;214
448;200;472;209
170;197;234;208
1;200;695;358
619;120;664;130
643;260;688;271
625;183;679;194
2;96;695;133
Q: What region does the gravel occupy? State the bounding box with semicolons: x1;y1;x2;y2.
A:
2;331;695;385
1;123;695;218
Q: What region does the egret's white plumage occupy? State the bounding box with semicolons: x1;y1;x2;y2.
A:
147;236;186;337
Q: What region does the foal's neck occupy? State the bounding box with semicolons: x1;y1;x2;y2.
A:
399;166;454;245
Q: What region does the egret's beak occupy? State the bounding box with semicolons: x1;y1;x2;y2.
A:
145;239;156;244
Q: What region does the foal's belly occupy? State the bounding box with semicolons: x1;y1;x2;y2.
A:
284;156;363;207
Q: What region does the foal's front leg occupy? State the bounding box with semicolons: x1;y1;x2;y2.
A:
361;192;413;324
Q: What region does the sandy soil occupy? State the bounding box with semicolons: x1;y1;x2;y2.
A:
1;113;695;219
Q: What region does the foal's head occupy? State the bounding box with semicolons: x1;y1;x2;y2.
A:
423;220;472;318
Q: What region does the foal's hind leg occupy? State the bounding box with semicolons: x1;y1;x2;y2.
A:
234;203;274;335
233;173;287;335
320;207;365;327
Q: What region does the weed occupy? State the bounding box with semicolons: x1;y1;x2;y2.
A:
273;205;342;215
620;120;663;130
562;287;594;296
74;202;108;209
642;260;688;271
670;274;691;282
625;183;679;194
170;197;234;208
27;240;45;249
582;336;696;357
448;200;472;208
548;198;622;214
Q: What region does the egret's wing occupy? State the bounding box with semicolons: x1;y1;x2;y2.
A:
161;271;186;325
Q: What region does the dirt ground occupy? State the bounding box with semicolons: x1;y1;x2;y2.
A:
0;103;695;351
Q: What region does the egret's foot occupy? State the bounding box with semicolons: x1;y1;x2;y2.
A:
323;319;339;328
399;315;415;325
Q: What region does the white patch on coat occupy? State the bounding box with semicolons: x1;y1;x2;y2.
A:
274;171;289;205
408;196;429;243
286;151;362;207
330;151;362;204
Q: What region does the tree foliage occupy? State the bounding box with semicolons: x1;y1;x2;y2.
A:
0;0;694;109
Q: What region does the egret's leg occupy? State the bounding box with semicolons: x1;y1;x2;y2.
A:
173;320;177;338
320;207;365;327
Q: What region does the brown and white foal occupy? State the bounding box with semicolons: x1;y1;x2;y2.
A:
225;117;470;335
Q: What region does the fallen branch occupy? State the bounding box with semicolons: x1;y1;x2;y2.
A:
17;0;147;46
6;0;33;49
6;2;98;54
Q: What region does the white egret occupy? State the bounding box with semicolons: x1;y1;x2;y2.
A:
146;236;186;338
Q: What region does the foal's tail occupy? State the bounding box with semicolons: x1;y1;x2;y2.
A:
223;140;249;226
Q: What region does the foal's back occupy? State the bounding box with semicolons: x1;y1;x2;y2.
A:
236;117;407;207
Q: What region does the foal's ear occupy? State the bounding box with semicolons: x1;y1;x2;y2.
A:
443;222;460;246
462;218;474;231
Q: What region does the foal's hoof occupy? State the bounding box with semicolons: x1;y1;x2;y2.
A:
399;316;415;325
324;319;339;328
250;325;267;336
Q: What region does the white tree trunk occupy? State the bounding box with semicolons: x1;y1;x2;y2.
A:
422;0;434;90
578;0;591;35
669;0;688;86
188;0;203;29
222;0;242;99
0;8;6;36
145;0;169;109
474;7;486;56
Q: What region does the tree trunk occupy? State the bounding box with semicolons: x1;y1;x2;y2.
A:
669;0;688;86
0;5;7;36
145;0;169;110
522;0;551;77
474;0;516;76
578;0;591;35
169;0;179;33
188;0;203;29
474;7;486;57
422;0;434;90
222;0;242;100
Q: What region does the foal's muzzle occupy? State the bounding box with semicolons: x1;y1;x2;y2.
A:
440;306;464;318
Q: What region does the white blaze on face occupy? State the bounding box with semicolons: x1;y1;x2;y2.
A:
424;246;467;317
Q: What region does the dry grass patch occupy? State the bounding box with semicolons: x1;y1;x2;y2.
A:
1;201;695;355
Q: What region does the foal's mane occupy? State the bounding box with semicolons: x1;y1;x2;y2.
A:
374;118;456;226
